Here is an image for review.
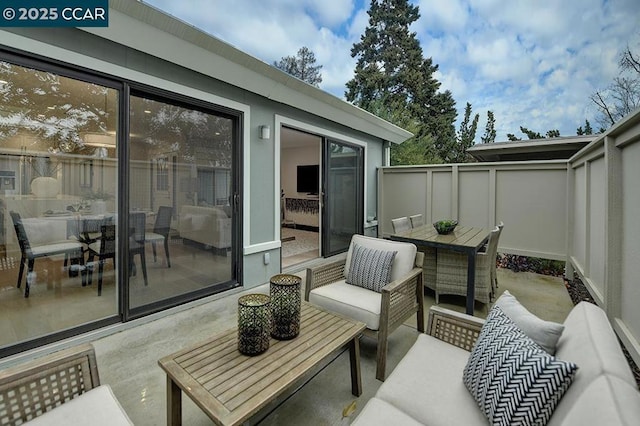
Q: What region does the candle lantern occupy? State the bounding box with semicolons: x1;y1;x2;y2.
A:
270;274;302;340
237;293;271;355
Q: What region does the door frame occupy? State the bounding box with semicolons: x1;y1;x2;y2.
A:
275;116;368;258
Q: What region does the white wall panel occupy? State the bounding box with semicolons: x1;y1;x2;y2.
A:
458;171;490;227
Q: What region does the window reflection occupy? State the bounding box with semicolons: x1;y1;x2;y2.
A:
128;95;233;309
0;61;119;349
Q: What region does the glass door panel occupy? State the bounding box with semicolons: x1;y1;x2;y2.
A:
128;93;235;311
322;140;364;256
0;60;119;353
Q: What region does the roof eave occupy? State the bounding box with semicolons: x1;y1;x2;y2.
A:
80;0;412;144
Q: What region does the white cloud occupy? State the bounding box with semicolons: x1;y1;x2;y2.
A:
143;0;640;140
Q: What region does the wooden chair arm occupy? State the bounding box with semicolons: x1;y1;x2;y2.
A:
380;266;424;333
426;305;485;352
304;259;347;301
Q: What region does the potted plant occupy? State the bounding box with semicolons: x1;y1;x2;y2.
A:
82;189;113;214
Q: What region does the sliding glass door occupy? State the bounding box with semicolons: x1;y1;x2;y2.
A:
322;139;364;256
127;91;238;314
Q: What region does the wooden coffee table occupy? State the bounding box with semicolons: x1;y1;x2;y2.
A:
158;302;366;425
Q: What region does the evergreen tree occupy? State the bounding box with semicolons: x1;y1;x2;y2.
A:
345;0;457;163
577;119;594;135
274;46;323;87
481;111;496;144
454;102;479;162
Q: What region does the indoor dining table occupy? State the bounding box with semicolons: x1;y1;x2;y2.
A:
389;224;491;315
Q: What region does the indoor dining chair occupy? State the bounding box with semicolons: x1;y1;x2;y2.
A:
86;224;116;296
145;206;172;268
10;211;85;297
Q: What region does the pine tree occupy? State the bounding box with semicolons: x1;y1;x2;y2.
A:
481;111;496;144
455;102;479;162
345;0;457;163
274;46;323;87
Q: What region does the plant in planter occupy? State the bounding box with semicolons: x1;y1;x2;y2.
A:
82;189;114;213
433;219;458;235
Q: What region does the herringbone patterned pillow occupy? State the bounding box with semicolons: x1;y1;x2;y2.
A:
345;243;397;292
463;307;578;426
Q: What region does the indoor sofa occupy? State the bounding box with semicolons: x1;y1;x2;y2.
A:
178;205;231;251
352;298;640;426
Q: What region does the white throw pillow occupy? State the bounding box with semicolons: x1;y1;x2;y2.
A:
463;306;578;426
495;290;564;354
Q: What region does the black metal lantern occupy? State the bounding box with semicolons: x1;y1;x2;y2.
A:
270;274;302;340
237;294;271;355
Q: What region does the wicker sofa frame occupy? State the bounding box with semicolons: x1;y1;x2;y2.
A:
0;344;100;425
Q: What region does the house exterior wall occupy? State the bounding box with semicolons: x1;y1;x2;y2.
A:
0;25;386;291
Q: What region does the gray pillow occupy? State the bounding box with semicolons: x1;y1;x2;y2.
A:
346;243;397;292
494;290;564;354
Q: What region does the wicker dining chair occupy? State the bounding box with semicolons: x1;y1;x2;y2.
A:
434;225;501;304
391;217;411;233
409;214;424;228
491;222;504;294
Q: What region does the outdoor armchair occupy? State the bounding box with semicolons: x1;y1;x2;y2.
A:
305;234;424;381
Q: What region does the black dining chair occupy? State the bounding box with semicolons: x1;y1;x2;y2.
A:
86;224;116;296
10;211;85;297
144;206;172;267
129;212;148;287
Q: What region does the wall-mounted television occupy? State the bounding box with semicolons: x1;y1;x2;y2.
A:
296;164;319;194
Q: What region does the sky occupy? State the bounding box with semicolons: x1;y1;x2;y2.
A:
143;0;640;142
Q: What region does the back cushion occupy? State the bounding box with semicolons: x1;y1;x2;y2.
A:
549;302;637;425
344;234;417;282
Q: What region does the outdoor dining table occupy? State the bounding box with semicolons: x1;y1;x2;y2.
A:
389;224;492;315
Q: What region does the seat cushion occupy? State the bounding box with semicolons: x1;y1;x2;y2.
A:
463;307;578;426
548;375;640;426
344;234;416;283
24;384;133;425
494;290;564;354
309;280;381;330
351;397;423;426
346;243;396;292
376;334;487;426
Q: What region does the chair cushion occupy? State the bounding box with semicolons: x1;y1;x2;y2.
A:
145;232;165;242
495;290;564;354
346;243;396;292
344;234;416;283
308;280;381;330
30;241;83;256
463;306;578;426
23;384;133;425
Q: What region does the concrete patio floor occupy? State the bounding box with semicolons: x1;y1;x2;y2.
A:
92;266;573;425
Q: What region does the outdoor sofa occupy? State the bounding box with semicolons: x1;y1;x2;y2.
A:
0;343;132;425
352;295;640;425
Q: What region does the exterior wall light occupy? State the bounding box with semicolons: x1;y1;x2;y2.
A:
260;125;271;140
